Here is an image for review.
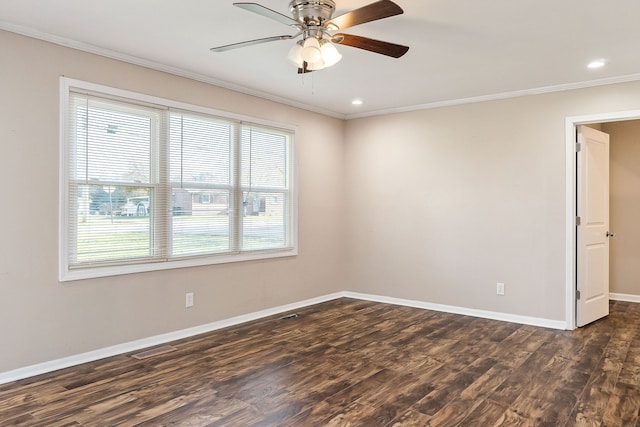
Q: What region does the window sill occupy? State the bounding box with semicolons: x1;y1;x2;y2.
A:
59;247;298;282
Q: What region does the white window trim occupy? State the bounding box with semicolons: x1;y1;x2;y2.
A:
59;77;298;282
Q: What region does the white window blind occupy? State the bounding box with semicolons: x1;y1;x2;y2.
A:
169;112;233;257
61;79;296;281
67;94;161;265
241;127;289;250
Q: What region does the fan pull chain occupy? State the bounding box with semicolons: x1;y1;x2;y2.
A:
311;71;315;96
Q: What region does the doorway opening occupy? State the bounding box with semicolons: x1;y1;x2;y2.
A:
565;109;640;329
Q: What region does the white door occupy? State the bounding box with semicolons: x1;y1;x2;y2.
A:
576;125;610;327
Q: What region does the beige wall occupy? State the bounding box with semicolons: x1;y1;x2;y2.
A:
0;30;346;373
344;83;640;321
602;120;640;296
5;27;640;375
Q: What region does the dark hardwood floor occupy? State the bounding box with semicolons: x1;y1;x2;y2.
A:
1;298;640;426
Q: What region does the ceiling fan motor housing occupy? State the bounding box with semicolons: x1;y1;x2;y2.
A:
289;0;336;26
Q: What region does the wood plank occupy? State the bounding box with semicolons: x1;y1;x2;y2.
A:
1;299;639;426
601;382;640;426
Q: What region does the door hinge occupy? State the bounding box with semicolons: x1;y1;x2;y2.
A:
576;290;581;300
576;216;581;226
576;142;582;152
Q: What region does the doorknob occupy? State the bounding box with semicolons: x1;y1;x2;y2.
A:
606;231;616;238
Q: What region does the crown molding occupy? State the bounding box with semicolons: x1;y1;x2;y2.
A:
4;21;640;122
0;22;346;120
345;73;640;120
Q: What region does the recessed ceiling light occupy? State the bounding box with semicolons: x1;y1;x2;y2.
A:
351;99;364;106
587;59;607;69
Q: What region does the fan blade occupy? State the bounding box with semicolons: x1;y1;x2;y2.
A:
325;0;403;30
332;33;409;58
210;35;294;52
234;3;301;27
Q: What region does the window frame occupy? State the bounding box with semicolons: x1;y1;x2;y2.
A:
59;77;298;282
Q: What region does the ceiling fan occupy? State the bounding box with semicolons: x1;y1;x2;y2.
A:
210;0;409;73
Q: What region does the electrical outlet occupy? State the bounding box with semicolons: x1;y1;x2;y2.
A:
496;282;505;296
185;292;194;308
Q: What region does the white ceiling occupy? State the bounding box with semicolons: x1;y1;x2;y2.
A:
2;0;640;118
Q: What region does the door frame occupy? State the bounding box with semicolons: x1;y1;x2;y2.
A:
565;109;640;329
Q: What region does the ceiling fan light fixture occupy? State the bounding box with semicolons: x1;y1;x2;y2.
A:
302;37;322;63
287;41;304;67
320;40;342;67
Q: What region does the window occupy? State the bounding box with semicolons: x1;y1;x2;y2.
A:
60;78;296;281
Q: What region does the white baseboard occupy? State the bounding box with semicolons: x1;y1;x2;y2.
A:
343;292;568;330
610;292;640;303
0;292;344;385
0;291;567;384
